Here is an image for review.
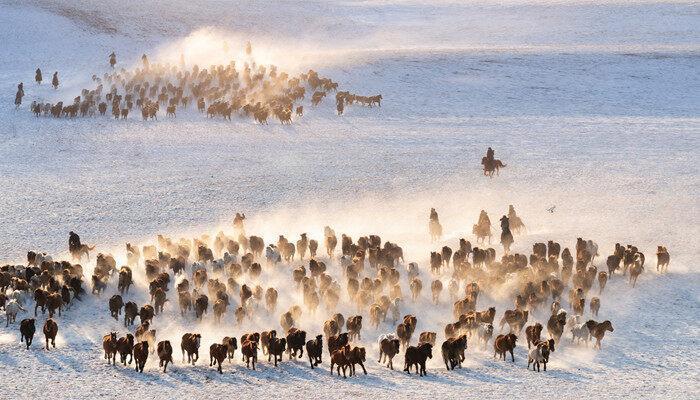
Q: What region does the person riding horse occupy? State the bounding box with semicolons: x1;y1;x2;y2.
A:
233;212;246;235
429;208;439;224
14;83;24;108
507;205;526;233
478;210;490;229
473;210;492;243
500;216;514;253
109;52;117;68
476;210;491;234
429;208;442;242
481;147;506;177
68;231;82;253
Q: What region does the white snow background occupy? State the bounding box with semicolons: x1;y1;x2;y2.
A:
0;1;698;399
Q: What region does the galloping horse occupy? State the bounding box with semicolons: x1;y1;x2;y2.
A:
429;219;442;243
500;216;514;254
473;223;491;244
507;205;526;234
481;157;506;177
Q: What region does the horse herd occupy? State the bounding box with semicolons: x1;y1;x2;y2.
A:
20;46;382;125
1;211;671;379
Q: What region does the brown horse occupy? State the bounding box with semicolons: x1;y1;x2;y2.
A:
71;244;95;261
493;333;517;362
585;320;614;349
482;157;506;177
472;223;491;244
656;246;670;273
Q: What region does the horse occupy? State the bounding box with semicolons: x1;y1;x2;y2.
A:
429;220;442;243
481;157;506;177
500;216;514;254
473;224;491;244
71;244;95;261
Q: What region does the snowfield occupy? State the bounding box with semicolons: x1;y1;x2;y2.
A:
0;1;698;399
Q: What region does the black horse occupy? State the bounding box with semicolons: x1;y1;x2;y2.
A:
500;216;514;254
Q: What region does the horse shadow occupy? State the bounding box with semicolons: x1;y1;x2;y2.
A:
0;348;19;367
25;345;83;371
449;366;512;384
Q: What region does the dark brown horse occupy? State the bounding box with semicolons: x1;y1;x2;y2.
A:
482;157;506;177
585;320;614;349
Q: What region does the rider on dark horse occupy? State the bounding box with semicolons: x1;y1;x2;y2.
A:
486;147;494;162
15;82;24;107
482;147;505;177
500;216;511;234
500;215;514;252
68;231;81;253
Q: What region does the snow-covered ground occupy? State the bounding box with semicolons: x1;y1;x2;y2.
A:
0;1;698;399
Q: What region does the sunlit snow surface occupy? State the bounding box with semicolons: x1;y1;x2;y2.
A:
0;1;698;399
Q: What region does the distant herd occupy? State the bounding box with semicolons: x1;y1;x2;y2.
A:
15;45;382;125
1;209;672;378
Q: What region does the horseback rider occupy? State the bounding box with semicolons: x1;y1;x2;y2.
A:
429;208;442;242
68;231;82;253
35;68;42;84
482;147;505;177
52;72;59;89
500;215;510;231
429;208;439;223
109;52;117;68
233;212;246;235
15;83;24;107
500;215;514;253
478;210;490;229
507;205;525;233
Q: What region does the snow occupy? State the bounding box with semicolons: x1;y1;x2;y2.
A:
0;1;699;399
